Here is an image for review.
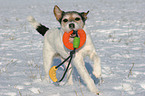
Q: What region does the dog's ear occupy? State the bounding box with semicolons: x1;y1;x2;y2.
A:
54;5;63;21
80;11;89;20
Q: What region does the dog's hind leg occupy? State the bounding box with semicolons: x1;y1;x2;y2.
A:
73;54;99;94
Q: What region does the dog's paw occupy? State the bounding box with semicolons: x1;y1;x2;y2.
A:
96;92;100;95
66;80;73;85
93;70;101;78
90;88;100;95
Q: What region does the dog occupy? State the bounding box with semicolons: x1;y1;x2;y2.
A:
27;5;101;94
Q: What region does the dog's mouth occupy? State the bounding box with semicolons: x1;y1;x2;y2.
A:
70;33;76;38
69;33;80;43
69;33;75;43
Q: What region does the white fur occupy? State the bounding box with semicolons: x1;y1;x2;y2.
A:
43;28;101;93
27;16;40;29
28;16;101;94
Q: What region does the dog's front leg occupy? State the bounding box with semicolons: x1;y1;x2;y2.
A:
90;51;101;78
73;54;99;94
43;44;55;82
64;61;73;85
43;51;54;82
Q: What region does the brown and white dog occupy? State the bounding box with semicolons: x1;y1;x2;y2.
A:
27;5;101;94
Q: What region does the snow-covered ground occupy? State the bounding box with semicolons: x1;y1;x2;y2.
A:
0;0;145;96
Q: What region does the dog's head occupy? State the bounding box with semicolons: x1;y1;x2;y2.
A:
54;5;89;33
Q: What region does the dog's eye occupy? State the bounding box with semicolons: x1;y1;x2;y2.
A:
75;17;80;21
63;19;68;22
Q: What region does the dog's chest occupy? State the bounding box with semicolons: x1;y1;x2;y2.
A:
44;28;70;57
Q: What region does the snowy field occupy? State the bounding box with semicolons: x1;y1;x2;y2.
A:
0;0;145;96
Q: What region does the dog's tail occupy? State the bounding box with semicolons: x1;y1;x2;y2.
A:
27;16;49;36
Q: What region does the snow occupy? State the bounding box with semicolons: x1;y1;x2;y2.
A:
0;0;145;96
29;87;42;94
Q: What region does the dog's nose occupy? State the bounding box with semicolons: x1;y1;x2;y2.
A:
69;23;75;29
